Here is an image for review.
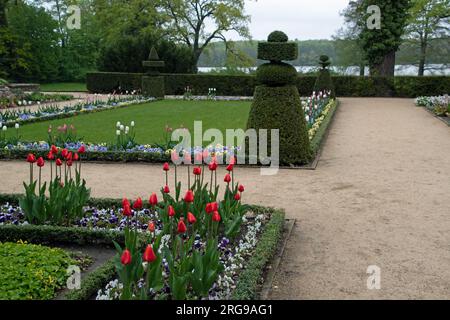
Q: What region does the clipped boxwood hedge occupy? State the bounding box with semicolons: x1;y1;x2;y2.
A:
257;42;298;61
87;72;450;98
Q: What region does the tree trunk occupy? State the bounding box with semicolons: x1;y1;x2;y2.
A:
359;64;365;76
370;50;396;76
418;38;427;76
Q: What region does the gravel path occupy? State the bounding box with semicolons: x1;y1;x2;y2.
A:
0;97;449;299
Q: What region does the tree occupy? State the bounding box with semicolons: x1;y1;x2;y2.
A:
159;0;251;71
341;0;411;76
404;0;450;76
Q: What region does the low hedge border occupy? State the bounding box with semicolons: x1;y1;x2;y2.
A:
0;195;286;301
310;99;339;154
231;207;285;300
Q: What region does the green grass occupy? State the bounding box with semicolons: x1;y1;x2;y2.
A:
12;100;251;145
40;82;87;92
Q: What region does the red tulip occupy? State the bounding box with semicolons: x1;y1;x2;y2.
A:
177;219;187;233
193;167;202;175
187;212;196;224
36;157;45;167
205;202;218;214
123;204;132;217
26;153;36;163
77;145;86;154
149;193;158;206
143;245;157;263
208;161;218;171
133;197;143;210
168;205;175;217
66;152;73;161
122;198;130;208
226;163;234;172
47;152;55;160
73;153;79;161
163;162;170;171
56;158;62;166
61;148;69;159
234;192;241;201
212;211;221;222
224;173;231;183
184;190;194;203
148;221;155;232
121;249;132;265
238;184;245;193
67;159;73;167
51;145;58;155
163;185;170;194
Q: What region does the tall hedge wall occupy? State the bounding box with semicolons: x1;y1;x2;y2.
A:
86;72;450;97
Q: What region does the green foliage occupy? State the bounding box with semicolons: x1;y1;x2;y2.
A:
267;31;289;43
231;210;285;300
47;123;82;147
19;173;91;226
256;63;298;86
314;69;336;97
310;100;339;154
357;0;412;74
257;42;298;62
247;85;313;165
0;241;75;300
142;76;165;98
86;72;143;93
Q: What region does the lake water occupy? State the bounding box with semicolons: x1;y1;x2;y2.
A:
199;64;450;76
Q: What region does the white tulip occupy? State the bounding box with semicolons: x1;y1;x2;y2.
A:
18;101;22;106
125;126;129;134
130;121;135;127
305;115;310;122
120;125;124;131
15;123;19;129
2;126;7;131
116;121;121;128
37;101;41;105
116;130;121;136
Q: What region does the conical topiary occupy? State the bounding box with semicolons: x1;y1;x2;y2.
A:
314;55;335;97
246;31;312;165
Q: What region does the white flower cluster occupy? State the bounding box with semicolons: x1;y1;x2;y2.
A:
308;100;334;140
96;279;123;300
214;214;265;300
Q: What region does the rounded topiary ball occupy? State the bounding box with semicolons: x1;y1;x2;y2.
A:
319;55;331;68
257;62;298;86
268;31;289;43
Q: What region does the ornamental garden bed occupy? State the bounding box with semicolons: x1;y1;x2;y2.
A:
0;93;338;169
0;156;286;300
415;95;450;126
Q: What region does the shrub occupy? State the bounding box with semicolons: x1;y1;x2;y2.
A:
86;72;143;93
248;85;313;165
0;241;75;300
267;30;289;43
142;76;165;98
314;55;335;97
87;72;450;98
256;62;298;86
248;31;312;165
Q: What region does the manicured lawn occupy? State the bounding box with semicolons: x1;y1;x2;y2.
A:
40;82;87;92
14;100;252;145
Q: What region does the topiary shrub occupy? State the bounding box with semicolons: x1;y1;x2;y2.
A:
247;31;312;165
314;55;335;97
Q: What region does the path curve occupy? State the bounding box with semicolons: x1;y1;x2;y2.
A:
0;98;449;299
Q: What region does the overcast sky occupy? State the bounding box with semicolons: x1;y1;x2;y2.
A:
227;0;350;41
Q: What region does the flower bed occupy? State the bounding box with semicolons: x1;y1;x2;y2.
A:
415;95;450;125
0;240;76;300
0;154;285;300
0;95;156;128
